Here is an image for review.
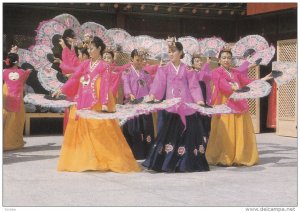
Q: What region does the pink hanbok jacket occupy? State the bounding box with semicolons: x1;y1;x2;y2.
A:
62;47;80;67
150;62;203;126
122;65;153;100
59;47;81;75
61;60;111;110
211;66;253;113
3;67;31;112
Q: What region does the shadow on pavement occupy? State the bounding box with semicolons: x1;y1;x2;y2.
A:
3;143;60;165
209;141;297;172
258;142;297;167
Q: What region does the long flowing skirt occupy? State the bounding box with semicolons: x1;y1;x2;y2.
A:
57;106;141;172
142;112;209;172
198;81;212;148
3;104;25;151
206;112;259;166
3;84;25;151
156;110;167;136
63;108;69;134
122;114;154;160
196;113;211;149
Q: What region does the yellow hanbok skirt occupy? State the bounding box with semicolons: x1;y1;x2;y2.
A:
3;83;25;151
206;94;259;166
57;78;141;173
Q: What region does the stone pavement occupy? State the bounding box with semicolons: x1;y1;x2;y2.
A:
2;133;297;207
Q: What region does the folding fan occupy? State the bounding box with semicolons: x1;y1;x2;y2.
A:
24;93;75;108
185;103;232;115
76;98;182;124
230;80;272;99
178;36;200;56
17;48;37;67
148;39;168;60
122;37;138;54
37;64;64;92
232;35;270;66
135;35;156;50
106;28;132;46
30;44;53;69
80;22;115;47
272;61;297;86
248;45;276;66
53;13;82;36
35;20;66;47
198;37;226;58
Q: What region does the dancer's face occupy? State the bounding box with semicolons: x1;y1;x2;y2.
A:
103;53;114;64
88;43;101;60
193;57;204;70
168;48;182;63
219;52;232;69
78;51;89;62
132;55;144;70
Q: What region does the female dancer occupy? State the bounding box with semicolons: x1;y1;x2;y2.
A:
142;40;209;172
191;54;212;147
206;49;272;166
102;47;131;99
53;38;90;133
3;51;31;151
55;38;90;77
121;49;155;160
52;36;140;173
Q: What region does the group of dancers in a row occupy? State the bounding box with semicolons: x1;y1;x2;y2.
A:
3;33;273;173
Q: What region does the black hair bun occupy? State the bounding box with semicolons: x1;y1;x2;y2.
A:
62;29;75;39
52;34;62;47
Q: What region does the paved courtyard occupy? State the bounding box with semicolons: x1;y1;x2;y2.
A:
3;133;298;207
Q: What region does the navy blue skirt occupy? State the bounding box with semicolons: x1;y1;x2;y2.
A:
196;113;211;149
156;110;167;137
142;112;209;172
122;114;154;160
198;80;211;148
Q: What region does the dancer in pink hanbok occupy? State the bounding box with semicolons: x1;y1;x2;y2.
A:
3;52;31;151
191;54;213;147
53;38;90;133
102;48;131;99
206;49;272;166
52;37;140;173
121;49;155;159
142;40;209;172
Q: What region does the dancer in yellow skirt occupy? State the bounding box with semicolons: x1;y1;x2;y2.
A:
206;49;272;166
53;36;140;173
3;52;31;151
